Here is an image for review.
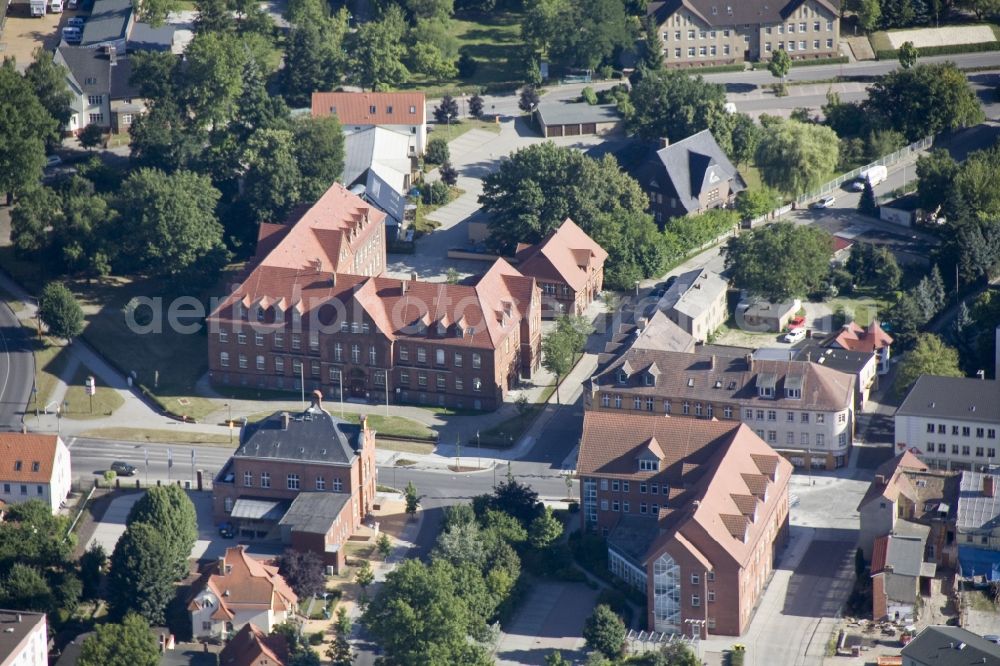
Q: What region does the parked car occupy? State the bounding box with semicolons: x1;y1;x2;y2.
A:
67;0;78;8
783;327;807;344
810;195;836;209
847;180;865;192
61;25;81;42
109;461;136;476
218;522;235;538
44;155;62;168
66;16;84;26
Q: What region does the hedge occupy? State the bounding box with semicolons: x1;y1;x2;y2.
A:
750;55;849;70
875;40;1000;60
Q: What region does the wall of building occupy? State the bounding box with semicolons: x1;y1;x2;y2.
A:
859;500;896;561
896;414;1000;471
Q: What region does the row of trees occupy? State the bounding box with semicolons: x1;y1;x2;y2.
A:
363;477;564;663
849;0;999;32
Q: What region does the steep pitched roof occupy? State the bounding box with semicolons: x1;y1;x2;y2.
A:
515;218;608;293
238;403;364;466
55;45;112;94
189;547;297;620
647;0;840;28
219;623;288;666
342;126;413;189
833;321;893;353
896;376;1000;424
311;91;426;125
654;130;745;214
0;434;62;484
657;268;728;320
857;451;930;510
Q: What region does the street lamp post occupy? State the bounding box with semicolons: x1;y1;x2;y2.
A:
225;403;233;445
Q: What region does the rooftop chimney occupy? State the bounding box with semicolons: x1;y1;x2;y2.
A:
401;280;407;295
310;390;323;412
281;412;290;430
875;474;886;485
985;475;995;498
711;355;716;370
978;369;986;380
217;556;226;575
659;137;670;149
745;353;754;372
330;273;337;287
410;271;418;282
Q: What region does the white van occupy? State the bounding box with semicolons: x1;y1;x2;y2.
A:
49;0;63;13
860;164;888;187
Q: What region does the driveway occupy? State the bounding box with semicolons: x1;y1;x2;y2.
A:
495;581;599;665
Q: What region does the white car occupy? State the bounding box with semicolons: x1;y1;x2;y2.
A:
783;327;807;343
810;195;836;209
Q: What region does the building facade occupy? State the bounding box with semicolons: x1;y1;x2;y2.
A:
577;412;791;637
648;0;841;68
514;219;607;318
311;92;427;156
0;434;72;513
656;268;728;342
0;611;47;666
586;347;855;469
895;376;1000;471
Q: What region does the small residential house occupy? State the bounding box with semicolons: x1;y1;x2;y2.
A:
831;320;893;374
0;433;72;513
0;610;48;666
188;546;298;641
534;101;622;138
311;92;427;156
600;310;695;365
870;531;937;622
736;296;801;333
647;0;841;68
342;127;417;241
54;45;144;134
656;268;728;342
212;393;377;572
902;626;1000;666
894;376;1000;472
514;219;608;318
218;623;288;666
578;411;791;637
634;130;745;224
957;471;1000;581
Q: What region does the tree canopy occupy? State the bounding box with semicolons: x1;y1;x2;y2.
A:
38;282;85;341
583;604;626;659
896;334;963;397
754;119;840;195
0;59;57;201
108;522;178;624
626;69;727;144
79;614;159;666
724;222;833;302
126;485;198;581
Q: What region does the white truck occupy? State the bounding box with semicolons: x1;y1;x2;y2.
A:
849;165;888;191
49;0;64;12
30;0;46;17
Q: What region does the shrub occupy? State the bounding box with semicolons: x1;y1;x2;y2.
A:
581;87;598;105
425;137;449;165
420;181;450;205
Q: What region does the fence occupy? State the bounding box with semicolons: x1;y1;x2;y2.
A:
794;135;934;206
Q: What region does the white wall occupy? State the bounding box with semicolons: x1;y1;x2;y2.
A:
896;413;1000;470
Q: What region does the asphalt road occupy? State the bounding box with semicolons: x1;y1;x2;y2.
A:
0;302;34;431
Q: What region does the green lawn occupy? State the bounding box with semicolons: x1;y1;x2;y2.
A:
247;410;436;441
827;295;889;327
414;186;465;235
63;365;125;419
31;338;70;412
428;117;502;143
79;427;236;446
868;31;896;53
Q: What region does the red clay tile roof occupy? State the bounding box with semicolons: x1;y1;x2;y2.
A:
219;623;288;666
857;451;931;511
191;547;297;618
311;92;426;125
0;434;62;483
834;320;893;353
515;219;608;293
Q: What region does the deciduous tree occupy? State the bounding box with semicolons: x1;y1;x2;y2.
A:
768;48;792;91
857;0;882;32
38;282;84;341
278;549;326;597
439;160;458;186
78;614;159;666
0;60;55;202
583;604;626;659
518;85;540;112
24;48;73;142
242;128;303;224
754;119;839;195
736;187;781;222
433;95;460;124
898;40;919;68
528;506;563;550
626;68;726;143
468;93;484;118
724;222;833;302
896;334;963;396
79;542;107;600
350;6;409;90
107;522;177;624
405;481;420;515
0;564;54;612
293;116;345;202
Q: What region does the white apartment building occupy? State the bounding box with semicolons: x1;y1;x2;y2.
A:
0;611;47;666
0;434;72;513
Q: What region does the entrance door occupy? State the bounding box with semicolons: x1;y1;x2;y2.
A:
349;368;366;397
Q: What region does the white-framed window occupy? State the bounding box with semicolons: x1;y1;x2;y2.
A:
287;473;300;490
238;354;247;369
399;346;409;361
255;332;264;346
237;332;247;345
88;113;104;124
291;334;300;350
688;47;696;57
472;353;481;369
274;332;284;347
243;471;252;486
351;344;360;363
454;353;462;367
224;497;233;512
333;478;343;491
261;472;270;488
256;355;265;371
417;347;427;363
219;330;228;343
369;345;377;364
220;352;229;367
275;357;284;372
639;459;659;472
316;476;326;490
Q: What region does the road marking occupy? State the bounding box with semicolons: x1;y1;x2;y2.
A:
67;436;77;449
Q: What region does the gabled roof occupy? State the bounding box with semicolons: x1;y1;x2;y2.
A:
278;492;351;535
833;321;893;353
238;402;363;466
896;376;1000;424
902;626;1000;666
647;0;840;28
0;434;63;484
189;547;297;620
80;0;131;46
515;218;608;293
654;130;745;214
342;126;413;189
857;451;929;511
56;45;111;94
219;623;288;666
872;534;928;577
311;91;426;126
657;268;728;320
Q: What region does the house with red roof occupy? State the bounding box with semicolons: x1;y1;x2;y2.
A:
219;623;288;666
0;433;72;513
311;91;427;155
515;218;607;318
577;411;791;637
208;183;541;410
831;320;893;374
189;546;298;641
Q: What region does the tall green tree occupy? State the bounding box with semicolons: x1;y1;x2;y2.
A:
865;62;984;141
736;187;781;222
583;604;626;659
24;48;73;142
858;179;879;216
768;48;792;90
0;501;74;570
114;168;227;278
405;481;420;515
0;59;56;202
293;116;345;201
857;0;882;32
242;128;303;224
640;16;664;70
78;614;159;666
542;327;575;404
528;506;563;550
135;0;179;26
896;334;964;397
754;119;840;195
916;148;960;214
108;522;177;624
79;542;107;600
0;564;54;612
181;32;248;127
350;6;410;90
626;68;727;143
11;186;63;256
724;222;833;301
898;40;919;68
127;486;198;581
195;0;234;33
281;11;348;107
38;282;85;341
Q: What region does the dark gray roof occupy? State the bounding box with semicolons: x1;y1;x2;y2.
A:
80;0;132;46
896;376;1000;424
279;492;351;535
238;406;361;466
126;21;175;51
647;0;840;28
656;129;745;214
794;344;874;376
535;102;621;127
0;611;46;662
57;45;111;93
230;497;289;521
902;626;1000;666
882;534;926;577
109;58;138;100
343;129;376;187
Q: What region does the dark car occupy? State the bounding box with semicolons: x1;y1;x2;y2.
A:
218;523;235;538
109;461;136;476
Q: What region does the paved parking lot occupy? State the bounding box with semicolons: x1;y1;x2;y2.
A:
1;5;61;68
495;581;599;665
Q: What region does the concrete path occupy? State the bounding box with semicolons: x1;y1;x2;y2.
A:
495;581;599;665
85;491;142;554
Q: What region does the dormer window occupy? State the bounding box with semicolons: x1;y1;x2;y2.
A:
639;459;659;472
786;388;801;399
759;387;773;398
645;374;655;386
687;378;694;387
617;370;628;384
